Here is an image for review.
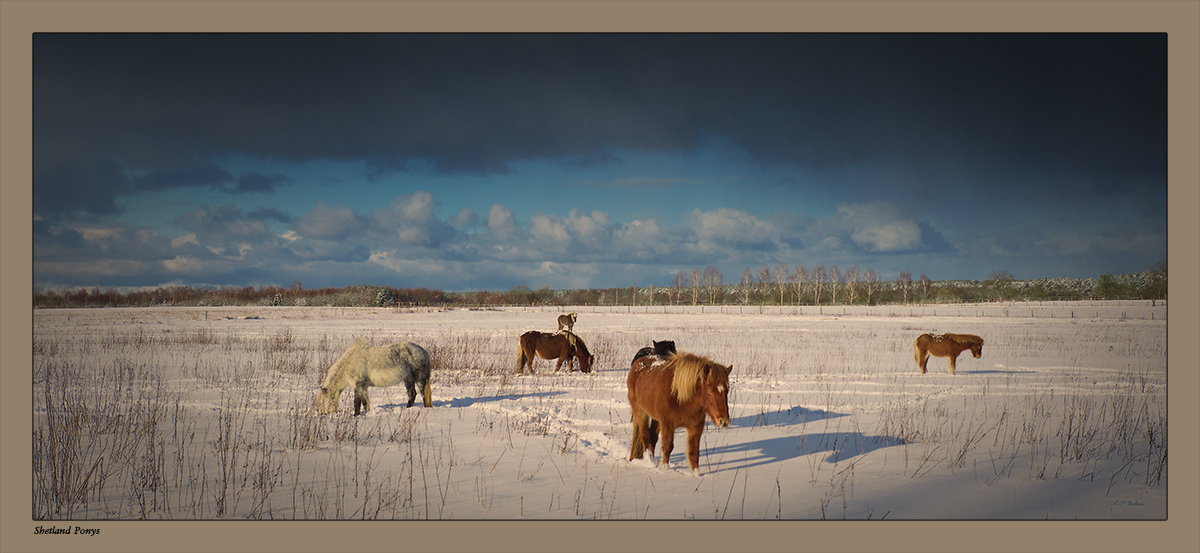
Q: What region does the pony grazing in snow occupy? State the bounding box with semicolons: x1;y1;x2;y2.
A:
314;341;432;416
627;351;731;474
914;332;984;375
516;330;594;374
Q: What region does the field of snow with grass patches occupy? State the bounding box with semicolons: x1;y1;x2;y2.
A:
32;301;1166;520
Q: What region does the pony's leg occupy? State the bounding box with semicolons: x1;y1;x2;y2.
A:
918;349;928;374
422;379;433;407
404;380;418;408
353;385;370;416
949;353;957;375
659;426;675;468
646;419;659;456
685;425;704;473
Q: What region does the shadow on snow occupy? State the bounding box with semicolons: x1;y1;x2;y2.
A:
705;432;907;474
376;390;569;410
698;406;905;474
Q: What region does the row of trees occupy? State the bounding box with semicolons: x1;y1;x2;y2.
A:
33;261;1166;309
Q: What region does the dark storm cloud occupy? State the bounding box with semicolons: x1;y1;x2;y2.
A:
33;158;130;216
246;206;293;223
34;33;1166;216
233;172;293;194
131;165;234;192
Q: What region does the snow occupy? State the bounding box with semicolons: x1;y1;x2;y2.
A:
28;302;1179;547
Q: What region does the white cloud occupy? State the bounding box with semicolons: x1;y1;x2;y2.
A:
614;218;672;256
294;201;364;241
486;203;524;245
368;191;451;247
451;208;479;230
830;201;924;253
529;213;571;253
687;207;781;253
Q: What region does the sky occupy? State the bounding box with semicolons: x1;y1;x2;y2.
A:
32;33;1167;293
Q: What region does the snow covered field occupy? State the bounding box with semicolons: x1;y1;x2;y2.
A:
33;302;1167;524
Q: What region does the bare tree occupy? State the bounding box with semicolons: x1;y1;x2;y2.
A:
863;268;879;305
897;270;912;304
672;270;685;305
918;273;932;303
689;269;701;305
757;265;771;302
812;265;826;305
630;283;638;306
703;266;723;304
649;283;655;305
791;264;807;305
776;262;789;304
844;265;860;304
828;265;842;305
740;267;754;304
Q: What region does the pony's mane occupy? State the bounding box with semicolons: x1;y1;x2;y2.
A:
670;352;729;404
321;340;368;388
948;333;984;346
562;330;589;355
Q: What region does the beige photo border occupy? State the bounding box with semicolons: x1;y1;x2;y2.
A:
3;1;1197;552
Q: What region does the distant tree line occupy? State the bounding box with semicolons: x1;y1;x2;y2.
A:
33;261;1166;309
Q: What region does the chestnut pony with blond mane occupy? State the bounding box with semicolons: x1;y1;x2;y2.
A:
914;333;984;375
516;330;594;374
627;351;731;473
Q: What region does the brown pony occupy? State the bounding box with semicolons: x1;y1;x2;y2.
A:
627;352;732;473
516;330;594;374
556;312;577;333
914;333;984;375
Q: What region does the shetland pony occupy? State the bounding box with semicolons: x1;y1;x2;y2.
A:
556;312;578;333
914;333;984;375
630;340;677;365
516;330;594;374
627;352;731;473
313;341;432;415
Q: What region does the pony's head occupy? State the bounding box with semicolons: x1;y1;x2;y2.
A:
950;333;984;359
312;341;365;414
313;386;339;414
969;338;984;359
562;331;595;373
652;340;677;357
671;354;732;427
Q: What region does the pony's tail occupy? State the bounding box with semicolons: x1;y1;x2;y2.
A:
516;345;528;374
629;413;646;460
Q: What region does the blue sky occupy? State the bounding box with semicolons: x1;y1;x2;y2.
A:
32;34;1167;292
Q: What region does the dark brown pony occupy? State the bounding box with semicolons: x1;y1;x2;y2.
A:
630;340;676;365
627;352;731;473
914;333;984;375
516;330;594;374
